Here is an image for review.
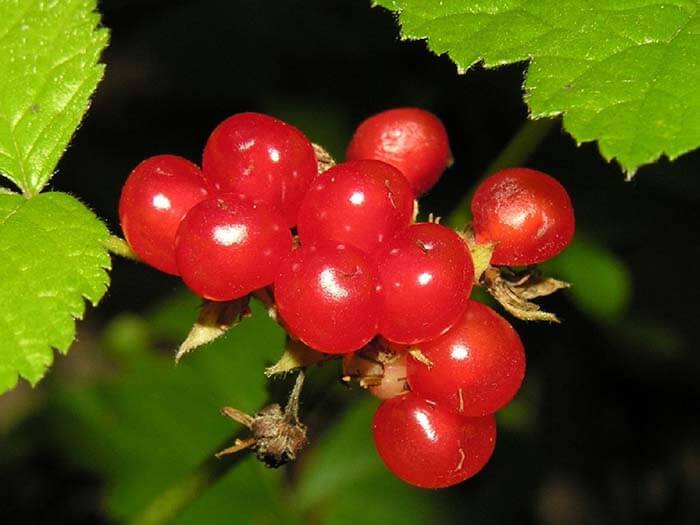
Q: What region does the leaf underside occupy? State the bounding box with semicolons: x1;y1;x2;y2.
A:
374;0;700;175
0;192;111;393
0;0;108;195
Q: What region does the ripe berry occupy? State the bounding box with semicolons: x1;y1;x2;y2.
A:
175;195;291;301
202;112;317;226
274;242;380;354
407;300;525;416
346;108;451;195
373;392;496;488
119;155;209;275
376;223;474;345
297;160;414;254
471;168;575;265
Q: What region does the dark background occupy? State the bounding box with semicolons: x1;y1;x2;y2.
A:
1;1;699;524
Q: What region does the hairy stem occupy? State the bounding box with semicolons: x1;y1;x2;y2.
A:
446;117;557;228
284;369;305;422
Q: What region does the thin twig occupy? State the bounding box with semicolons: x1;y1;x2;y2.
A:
285;369;305;422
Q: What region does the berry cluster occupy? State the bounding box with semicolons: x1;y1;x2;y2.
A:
119;108;575;489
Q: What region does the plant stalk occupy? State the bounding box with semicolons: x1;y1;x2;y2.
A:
129;429;249;525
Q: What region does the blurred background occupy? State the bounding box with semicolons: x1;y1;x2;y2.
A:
1;0;699;523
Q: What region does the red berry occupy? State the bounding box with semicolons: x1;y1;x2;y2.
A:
118;155;209;275
274;242;380;354
471;168;575;265
408;300;525;416
346;108;451;195
376;223;474;345
175;195;292;301
202;112;317;226
373;392;496;488
297;160;414;254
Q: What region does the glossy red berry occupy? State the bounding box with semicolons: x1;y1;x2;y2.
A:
274;242;380;354
376;223;474;345
118;155;209;275
175;195;292;301
346;108;451;195
297;160;414;254
471;168;575;265
407;300;525;416
202;112;317;226
373;392;496;488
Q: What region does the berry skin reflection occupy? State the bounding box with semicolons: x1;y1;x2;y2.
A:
471;167;575;265
347;107;452;195
373;392;496;489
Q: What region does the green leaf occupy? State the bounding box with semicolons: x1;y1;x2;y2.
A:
374;0;700;175
0;0;108;195
172;458;302;525
50;297;292;521
0;192;110;394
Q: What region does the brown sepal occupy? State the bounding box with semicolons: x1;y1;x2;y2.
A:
175;297;251;362
482;266;570;322
312;143;336;174
217;371;308;468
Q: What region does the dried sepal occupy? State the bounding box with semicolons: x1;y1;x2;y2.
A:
217;371;308;468
515;272;570;300
459;225;496;282
412;199;420;223
265;337;332;378
407;346;433;368
175;297;251;362
482;267;569;322
312;143;336;174
427;212;441;224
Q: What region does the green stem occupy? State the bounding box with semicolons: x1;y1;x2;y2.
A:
104;234;140;262
130;430;248;525
446;117;558;228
